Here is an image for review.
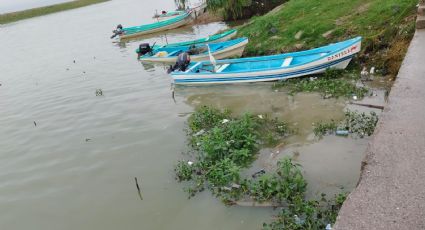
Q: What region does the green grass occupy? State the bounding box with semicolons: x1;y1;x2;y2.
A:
237;0;417;76
0;0;110;24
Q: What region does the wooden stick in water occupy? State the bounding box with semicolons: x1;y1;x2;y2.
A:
135;177;143;200
349;102;384;110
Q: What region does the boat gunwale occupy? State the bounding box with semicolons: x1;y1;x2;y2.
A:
158;29;238;48
123;11;192;34
172;54;355;84
139;37;249;62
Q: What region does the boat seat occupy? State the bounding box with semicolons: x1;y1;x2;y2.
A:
185;62;202;73
211;46;223;52
281;57;293;67
168;50;182;56
216;64;230;73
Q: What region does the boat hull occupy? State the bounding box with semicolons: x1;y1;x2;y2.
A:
119;15;192;39
159;30;237;48
140;38;248;63
171;39;361;85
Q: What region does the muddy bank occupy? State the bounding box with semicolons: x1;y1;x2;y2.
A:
190;11;224;25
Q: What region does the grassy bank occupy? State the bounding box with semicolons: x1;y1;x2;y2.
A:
0;0;110;24
237;0;417;77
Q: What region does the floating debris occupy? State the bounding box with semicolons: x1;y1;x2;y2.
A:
335;130;349;136
360;66;369;80
95;89;103;96
251;169;266;178
193;129;205;137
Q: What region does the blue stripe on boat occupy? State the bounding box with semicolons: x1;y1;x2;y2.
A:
174;55;353;83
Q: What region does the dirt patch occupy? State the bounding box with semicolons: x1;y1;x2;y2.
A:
335;2;371;25
267;3;285;15
386;38;411;76
356;2;371;14
189;11;224;25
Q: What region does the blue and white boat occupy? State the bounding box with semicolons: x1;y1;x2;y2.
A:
170;37;362;85
139;37;249;63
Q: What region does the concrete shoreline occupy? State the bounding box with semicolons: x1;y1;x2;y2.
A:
334;10;425;230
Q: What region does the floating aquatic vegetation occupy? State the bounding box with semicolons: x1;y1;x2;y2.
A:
95;89;103;96
313;110;379;138
262;193;347;230
313;121;338;137
176;106;293;200
175;106;347;229
273;69;369;99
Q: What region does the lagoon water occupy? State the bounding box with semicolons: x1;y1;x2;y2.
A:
0;0;369;229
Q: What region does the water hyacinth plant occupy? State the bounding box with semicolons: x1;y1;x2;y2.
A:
313;110;379;138
175;106;352;229
175;105;292;199
273;69;369;99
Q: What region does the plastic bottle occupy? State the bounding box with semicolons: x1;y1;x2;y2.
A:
336;130;349;136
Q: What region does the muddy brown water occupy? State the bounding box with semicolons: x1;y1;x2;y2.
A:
0;0;386;229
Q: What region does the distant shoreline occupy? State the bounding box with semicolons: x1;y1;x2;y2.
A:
0;0;110;25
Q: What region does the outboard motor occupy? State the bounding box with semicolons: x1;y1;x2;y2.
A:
137;43;152;58
168;52;191;73
111;24;124;39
